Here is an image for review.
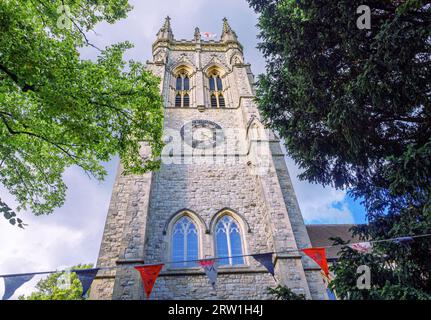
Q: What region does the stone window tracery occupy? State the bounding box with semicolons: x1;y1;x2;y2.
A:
215;215;244;265
174;71;191;107
171;216;199;267
208;71;226;108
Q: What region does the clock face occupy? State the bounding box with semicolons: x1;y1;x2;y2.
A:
180;120;223;149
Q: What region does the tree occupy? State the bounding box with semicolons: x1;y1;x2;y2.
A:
19;264;93;300
248;0;431;299
0;1;164;226
267;285;306;300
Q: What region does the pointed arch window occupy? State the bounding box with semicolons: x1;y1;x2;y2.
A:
172;216;199;267
174;72;191;107
208;72;226;108
215;216;244;266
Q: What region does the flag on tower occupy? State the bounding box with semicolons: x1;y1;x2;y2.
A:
202;32;217;39
134;264;164;299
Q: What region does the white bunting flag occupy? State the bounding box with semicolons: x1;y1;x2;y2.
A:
349;242;373;253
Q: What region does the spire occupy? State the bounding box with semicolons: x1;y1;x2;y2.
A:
221;17;238;42
156;16;174;41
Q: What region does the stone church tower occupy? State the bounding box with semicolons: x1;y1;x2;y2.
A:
90;17;327;300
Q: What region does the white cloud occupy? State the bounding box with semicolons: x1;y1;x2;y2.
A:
285;157;355;224
0;162;117;299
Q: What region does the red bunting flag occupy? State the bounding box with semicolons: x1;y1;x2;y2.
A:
302;248;329;276
134;264;164;299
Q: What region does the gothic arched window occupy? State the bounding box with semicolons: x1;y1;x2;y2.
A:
215;216;244;266
174;71;191;107
208;72;226;108
172;216;199;267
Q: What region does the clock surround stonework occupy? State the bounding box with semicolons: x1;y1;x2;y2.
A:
89;17;327;300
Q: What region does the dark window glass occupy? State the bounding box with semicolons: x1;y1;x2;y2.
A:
183;94;190;107
176;77;182;90
175;94;181;107
211;95;217;108
209;77;215;91
216;76;223;91
219;95;225;108
183;76;190;90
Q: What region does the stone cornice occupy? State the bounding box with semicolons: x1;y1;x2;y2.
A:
152;39;243;54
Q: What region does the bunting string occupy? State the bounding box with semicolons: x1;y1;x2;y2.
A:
1;232;431;278
1;232;431;299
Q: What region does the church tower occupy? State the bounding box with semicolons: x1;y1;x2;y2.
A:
90;17;327;300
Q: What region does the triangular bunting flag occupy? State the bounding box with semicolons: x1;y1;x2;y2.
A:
134;264;164;299
393;236;414;245
251;253;275;276
198;259;218;289
72;268;100;298
349;242;373;253
302;248;329;276
2;274;34;300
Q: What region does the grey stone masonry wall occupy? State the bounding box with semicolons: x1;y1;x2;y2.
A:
90;17;327;300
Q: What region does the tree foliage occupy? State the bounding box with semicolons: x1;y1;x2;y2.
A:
267;285;306;300
0;0;164;224
249;0;431;299
19;264;93;300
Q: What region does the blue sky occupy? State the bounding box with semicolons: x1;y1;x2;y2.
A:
0;0;366;298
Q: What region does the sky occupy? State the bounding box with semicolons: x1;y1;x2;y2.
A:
0;0;366;298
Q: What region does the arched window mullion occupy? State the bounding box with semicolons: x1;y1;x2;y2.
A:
226;222;232;265
183;225;188;262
